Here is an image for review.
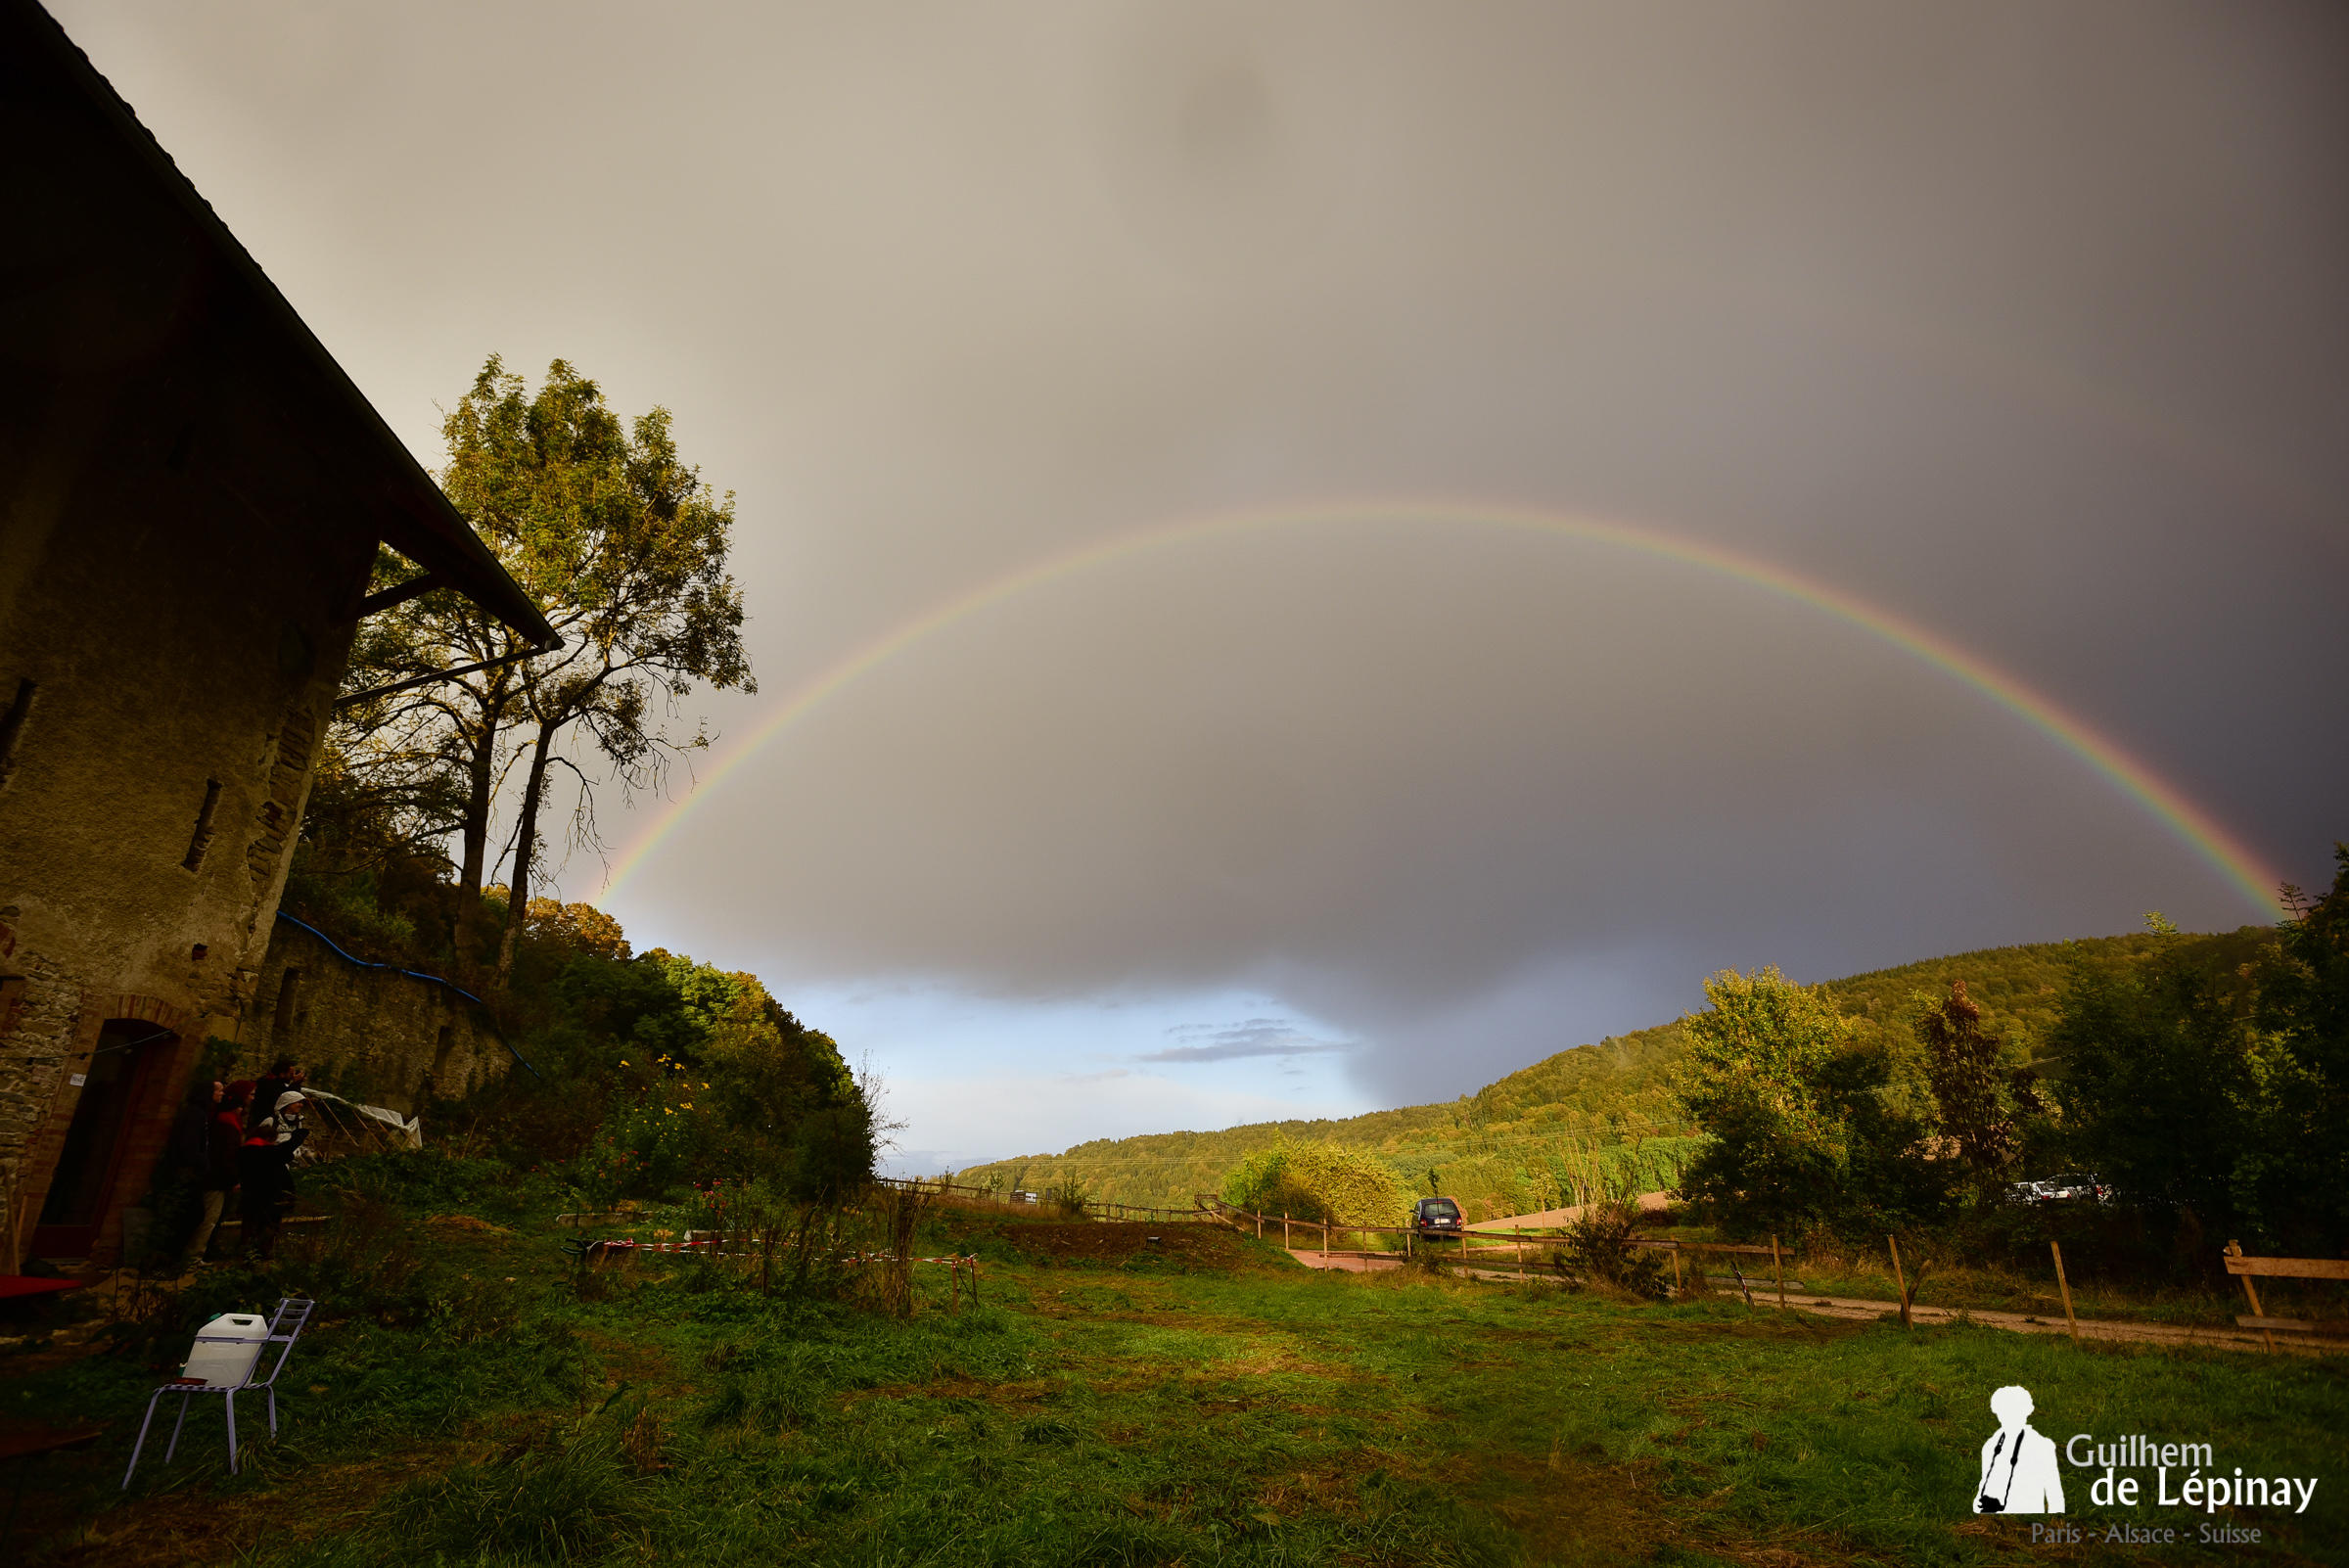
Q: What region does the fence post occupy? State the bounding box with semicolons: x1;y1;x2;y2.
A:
1671;1244;1682;1299
1772;1234;1785;1311
2228;1241;2276;1354
1283;1212;1291;1250
2050;1240;2078;1343
1888;1235;1911;1329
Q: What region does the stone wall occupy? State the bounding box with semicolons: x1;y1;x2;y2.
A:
0;12;546;1268
245;916;512;1117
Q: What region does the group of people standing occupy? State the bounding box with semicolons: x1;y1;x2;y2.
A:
169;1054;311;1268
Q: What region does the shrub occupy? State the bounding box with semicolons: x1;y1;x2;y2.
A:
1221;1140;1409;1226
1557;1199;1667;1299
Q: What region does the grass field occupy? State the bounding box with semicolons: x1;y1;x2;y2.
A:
6;1176;2343;1566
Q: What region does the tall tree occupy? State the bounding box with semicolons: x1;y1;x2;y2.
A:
344;356;755;973
2044;928;2258;1245
339;543;528;954
2248;848;2349;1248
1676;966;1943;1237
1675;967;1856;1234
1911;979;2040;1190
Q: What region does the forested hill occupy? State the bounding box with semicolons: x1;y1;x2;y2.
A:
953;927;2268;1219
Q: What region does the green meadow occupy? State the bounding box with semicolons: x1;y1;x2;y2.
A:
8;1171;2342;1567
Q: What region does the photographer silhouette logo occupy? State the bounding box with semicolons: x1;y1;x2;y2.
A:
1975;1386;2065;1515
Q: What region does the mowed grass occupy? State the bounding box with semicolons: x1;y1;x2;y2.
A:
10;1202;2345;1568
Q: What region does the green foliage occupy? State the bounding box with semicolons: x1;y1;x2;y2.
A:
529;941;866;1201
789;1102;880;1205
1556;1198;1668;1298
1220;1140;1410;1224
2048;858;2349;1255
1676;967;1945;1239
1911;979;2043;1191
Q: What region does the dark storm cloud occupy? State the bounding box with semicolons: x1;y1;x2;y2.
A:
57;1;2349;1106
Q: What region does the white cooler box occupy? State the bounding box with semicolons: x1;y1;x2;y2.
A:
179;1312;270;1387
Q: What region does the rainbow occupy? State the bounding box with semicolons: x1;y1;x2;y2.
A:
591;500;2286;917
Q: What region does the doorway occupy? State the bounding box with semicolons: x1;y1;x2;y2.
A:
31;1019;174;1258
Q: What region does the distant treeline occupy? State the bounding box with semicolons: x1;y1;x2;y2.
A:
952;928;2268;1226
955;1020;1693;1222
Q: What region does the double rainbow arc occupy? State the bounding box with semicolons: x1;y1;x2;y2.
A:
592;500;2285;919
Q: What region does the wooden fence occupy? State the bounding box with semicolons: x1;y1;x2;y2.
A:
1185;1195;1814;1301
873;1175;1211;1224
2224;1241;2349;1352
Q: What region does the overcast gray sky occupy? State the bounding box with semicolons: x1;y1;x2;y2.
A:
56;1;2348;1166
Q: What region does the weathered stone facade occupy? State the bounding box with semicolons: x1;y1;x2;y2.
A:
0;7;550;1268
248;916;513;1117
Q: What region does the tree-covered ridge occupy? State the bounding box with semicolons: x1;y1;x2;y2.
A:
953;929;2259;1219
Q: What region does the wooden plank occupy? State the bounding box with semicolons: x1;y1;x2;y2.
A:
2224;1255;2349;1279
2234;1315;2349;1334
1629;1239;1781;1257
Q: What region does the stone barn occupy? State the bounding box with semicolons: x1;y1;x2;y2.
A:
0;1;554;1268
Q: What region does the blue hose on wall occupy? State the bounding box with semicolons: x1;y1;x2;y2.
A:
271;910;542;1080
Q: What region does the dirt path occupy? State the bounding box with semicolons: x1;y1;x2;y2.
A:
1738;1289;2338;1355
1280;1249;2337;1356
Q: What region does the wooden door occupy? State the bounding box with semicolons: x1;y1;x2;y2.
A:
31;1020;172;1257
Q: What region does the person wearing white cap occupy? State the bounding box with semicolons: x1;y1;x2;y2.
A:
235;1089;309;1261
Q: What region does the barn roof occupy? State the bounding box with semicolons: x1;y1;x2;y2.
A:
2;0;557;650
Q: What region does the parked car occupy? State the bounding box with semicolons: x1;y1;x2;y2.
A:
1411;1196;1466;1244
2012;1172;2111;1205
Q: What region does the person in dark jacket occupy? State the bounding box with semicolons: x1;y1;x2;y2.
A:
236;1089;307;1261
159;1080;220;1271
167;1083;214;1176
180;1082;248;1268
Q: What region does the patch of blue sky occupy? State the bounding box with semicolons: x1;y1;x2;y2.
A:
778;979;1381;1177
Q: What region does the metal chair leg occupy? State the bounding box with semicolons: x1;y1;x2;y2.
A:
164;1393;191;1461
224;1390;237;1474
121;1389;166;1489
266;1387;277;1437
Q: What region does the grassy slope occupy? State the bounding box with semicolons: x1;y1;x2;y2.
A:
955;929;2271;1218
14;1178;2343;1567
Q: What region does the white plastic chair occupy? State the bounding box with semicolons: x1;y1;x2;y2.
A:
122;1296;313;1487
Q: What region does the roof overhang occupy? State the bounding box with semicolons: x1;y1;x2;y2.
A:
2;0;557;650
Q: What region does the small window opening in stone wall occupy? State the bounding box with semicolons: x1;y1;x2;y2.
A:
0;678;33;787
180;778;223;870
273;969;300;1037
